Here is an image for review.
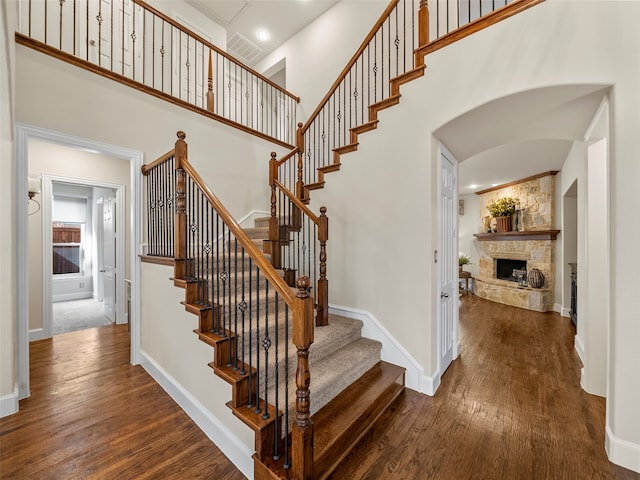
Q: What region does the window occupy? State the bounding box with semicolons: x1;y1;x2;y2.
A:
52;195;88;276
52;223;83;275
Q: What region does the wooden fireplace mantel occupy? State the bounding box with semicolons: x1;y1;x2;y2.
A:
474;230;560;241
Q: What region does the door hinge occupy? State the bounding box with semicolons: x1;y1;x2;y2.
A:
434;250;438;263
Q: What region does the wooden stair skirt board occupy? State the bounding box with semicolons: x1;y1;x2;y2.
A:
254;361;405;480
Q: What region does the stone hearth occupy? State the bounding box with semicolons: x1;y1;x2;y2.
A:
474;238;555;312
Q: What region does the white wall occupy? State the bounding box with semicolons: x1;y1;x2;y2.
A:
0;0;17;411
140;262;254;476
309;0;639;470
255;0;388;117
458;193;480;278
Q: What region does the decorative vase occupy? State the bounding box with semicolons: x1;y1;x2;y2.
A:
527;268;545;288
495;216;512;233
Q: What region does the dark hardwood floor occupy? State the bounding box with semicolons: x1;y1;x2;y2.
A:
2;297;638;479
329;295;639;480
0;325;244;480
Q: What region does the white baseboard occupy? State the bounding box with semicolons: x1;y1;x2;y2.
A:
329;304;426;394
140;351;253;479
422;370;441;396
606;426;640;473
53;292;93;302
0;385;19;418
574;334;585;365
237;210;270;229
29;328;46;342
560;307;571;318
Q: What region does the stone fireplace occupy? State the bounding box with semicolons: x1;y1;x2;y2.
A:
472;172;559;312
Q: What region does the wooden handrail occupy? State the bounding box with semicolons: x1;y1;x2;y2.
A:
301;0;400;133
274;180;319;224
132;0;299;103
141;149;175;175
416;0;544;58
276;147;300;167
181;154;296;306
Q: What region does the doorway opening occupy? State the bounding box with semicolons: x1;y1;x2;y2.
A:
45;179;123;336
16;123;143;401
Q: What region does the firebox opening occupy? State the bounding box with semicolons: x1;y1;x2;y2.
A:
496;259;527;282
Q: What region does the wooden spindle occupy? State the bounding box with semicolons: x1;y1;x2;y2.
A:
292;276;314;480
418;0;430;48
296;123;305;201
316;207;329;326
206;49;214;112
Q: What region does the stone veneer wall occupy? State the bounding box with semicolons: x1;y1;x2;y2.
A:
479;174;555;232
475;173;557;312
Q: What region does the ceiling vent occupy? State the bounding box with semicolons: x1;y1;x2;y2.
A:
227;32;263;65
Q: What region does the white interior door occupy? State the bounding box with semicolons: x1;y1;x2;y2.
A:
439;147;457;375
102;196;116;322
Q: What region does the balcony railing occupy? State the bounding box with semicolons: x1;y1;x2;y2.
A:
16;0;299;146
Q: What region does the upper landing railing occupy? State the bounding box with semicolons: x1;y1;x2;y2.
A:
15;0;299;147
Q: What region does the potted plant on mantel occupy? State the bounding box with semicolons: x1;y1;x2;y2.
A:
487;196;519;233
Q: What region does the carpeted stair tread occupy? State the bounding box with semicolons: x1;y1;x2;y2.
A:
266;336;383;432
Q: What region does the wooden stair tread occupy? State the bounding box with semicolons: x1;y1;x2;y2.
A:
350;120;379;135
228;399;280;431
306;181;325;191
312;361;405;478
318;163;341;174
333;143;358;155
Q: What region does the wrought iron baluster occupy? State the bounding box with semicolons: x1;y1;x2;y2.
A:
262;280;270;420
254;262;261;414
273;290;280;460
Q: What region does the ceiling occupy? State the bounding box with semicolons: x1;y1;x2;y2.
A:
185;0;340;66
435;85;609;195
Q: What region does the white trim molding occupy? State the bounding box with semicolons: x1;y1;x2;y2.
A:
237;210;270;229
422;370;441;397
29;328;45;342
140;352;254;479
329;304;428;394
606;426;640;473
0;385;19;418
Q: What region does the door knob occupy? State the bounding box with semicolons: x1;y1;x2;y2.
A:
441;292;449;298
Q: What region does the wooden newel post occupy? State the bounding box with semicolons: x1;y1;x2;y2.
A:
316;207;329;326
418;0;429;48
292;276;314;480
296;123;305;202
267;152;281;268
174;131;188;279
206;49;214;113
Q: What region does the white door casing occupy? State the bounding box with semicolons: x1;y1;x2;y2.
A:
438;144;459;377
102;196;116;322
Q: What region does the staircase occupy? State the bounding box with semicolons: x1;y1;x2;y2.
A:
172;214;405;479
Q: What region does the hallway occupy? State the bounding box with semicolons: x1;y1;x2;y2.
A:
330;295;639;479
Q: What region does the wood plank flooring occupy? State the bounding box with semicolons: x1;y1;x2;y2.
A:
329;295;639;479
0;325;244;480
2;296;638;479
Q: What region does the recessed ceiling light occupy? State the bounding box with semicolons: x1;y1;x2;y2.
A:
257;29;270;42
469;184;478;189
